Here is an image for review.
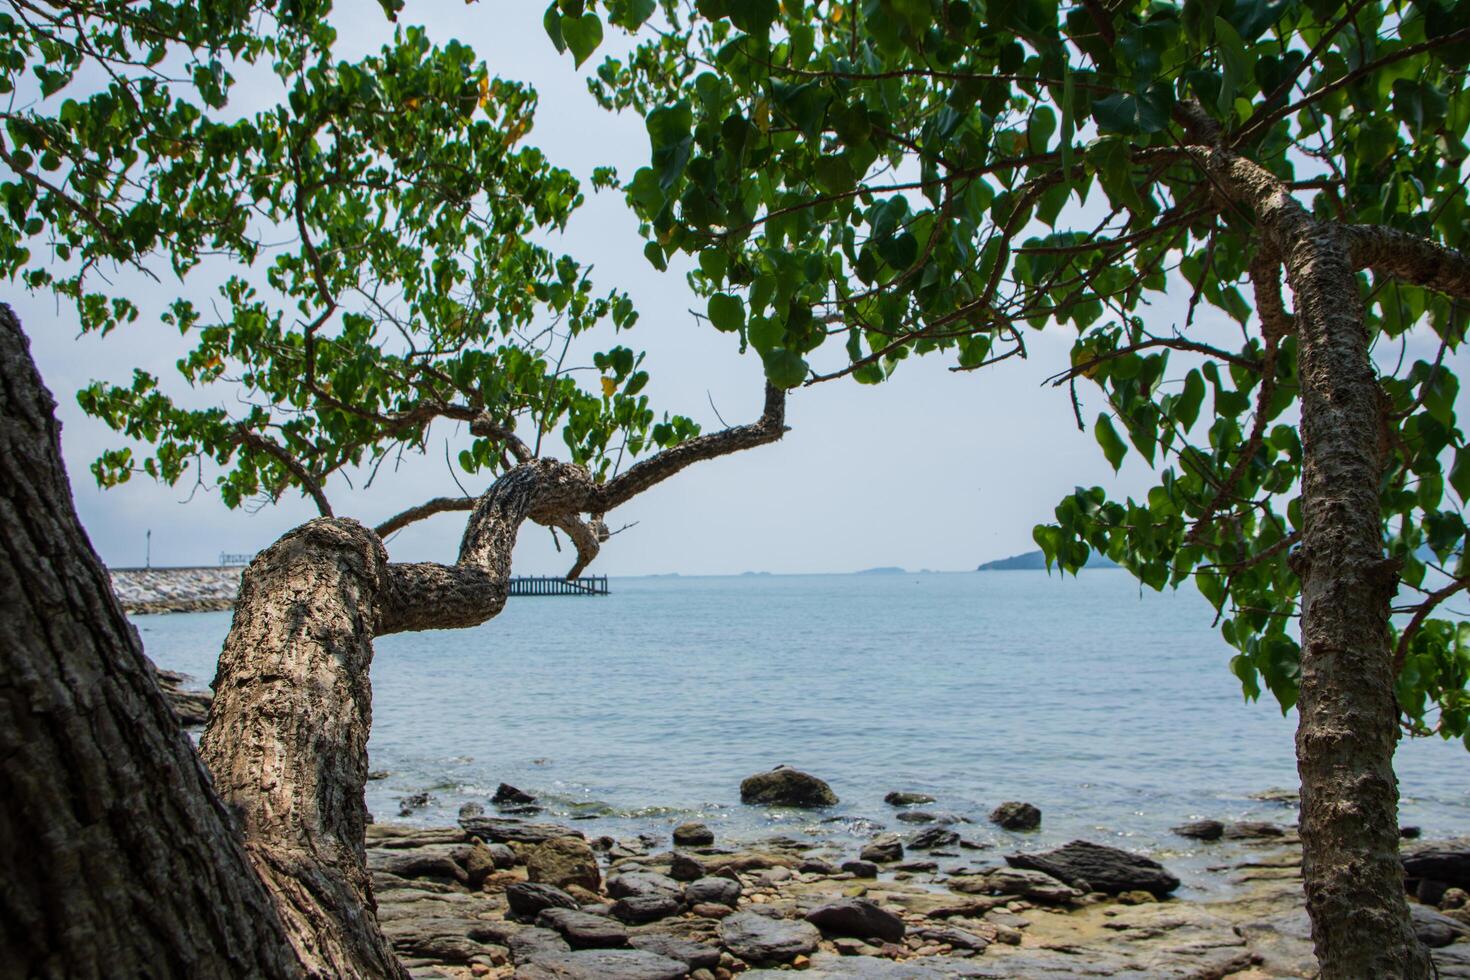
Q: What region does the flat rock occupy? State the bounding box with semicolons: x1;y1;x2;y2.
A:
1414;902;1470;948
1405;839;1470;890
684;876;741;907
884;792;936;807
608;870;683;900
527;836;601;892
909;828;961;850
804;898;906;942
860;835;904;864
1222;820;1286;839
1007;840;1180;896
740;767;839;807
744;952;987;977
514;949;689;979
718;910;821;964
1171;820;1224;841
506;882;580;920
629;933;722;970
976;867;1083;905
508;926;572;964
460;816;583;846
536;908;629;949
611;894;682;924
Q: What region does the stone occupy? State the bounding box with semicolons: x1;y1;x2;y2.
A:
527;836;602;892
367;846;469;886
398;792;435;816
884;791;936;807
536;908;630;949
804;898;906;942
800;856;840;875
670;851;705;881
630;934;722;971
860;835;904;864
508;926;572;963
460;816;584;846
841;860;879;878
739;767;838;807
1443;888;1470;911
458;802;485;819
980;867;1084;905
673;822;715;846
896;811;938;824
718;910;822;965
1007;840;1179;896
1171;820;1224;841
611;894;682;924
506;882;580;921
487;843;517;869
1222;820;1285;839
913;925;992;951
1404;839;1470;891
685;876;742;907
909;827;961;850
989;802;1041;831
1414;903;1470;948
691;902;734;919
492;782;537;805
515;949;689;980
1117;890;1156;905
608;870;683;901
1403;826;1423;839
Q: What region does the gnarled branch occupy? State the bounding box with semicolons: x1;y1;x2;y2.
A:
1345;225;1470;304
233;425;332;518
374;496;475;538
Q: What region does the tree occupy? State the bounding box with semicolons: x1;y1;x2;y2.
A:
564;0;1470;975
1;1;786;974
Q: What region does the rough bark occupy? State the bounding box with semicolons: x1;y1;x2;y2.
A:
1190;148;1432;979
0;304;301;980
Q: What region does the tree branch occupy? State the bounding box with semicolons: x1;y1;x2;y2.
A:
1394;574;1470;677
233;425;332;517
1344;225;1470;304
374;496;475;538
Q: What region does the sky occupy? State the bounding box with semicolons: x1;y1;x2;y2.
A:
11;1;1457;577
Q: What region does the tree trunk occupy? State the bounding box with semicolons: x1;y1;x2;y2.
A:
1285;227;1433;979
0;305;302;979
200;518;407;979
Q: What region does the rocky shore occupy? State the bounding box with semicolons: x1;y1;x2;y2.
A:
111;565;241;614
364;773;1470;979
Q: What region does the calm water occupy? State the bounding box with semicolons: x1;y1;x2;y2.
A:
136;570;1468;895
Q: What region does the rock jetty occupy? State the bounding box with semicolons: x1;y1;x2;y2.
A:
111;566;242;614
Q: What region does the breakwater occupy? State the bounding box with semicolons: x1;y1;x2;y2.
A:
110;566;242;614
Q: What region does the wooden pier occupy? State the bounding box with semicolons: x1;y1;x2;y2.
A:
507;575;609;597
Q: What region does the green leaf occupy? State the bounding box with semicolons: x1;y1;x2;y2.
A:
560;12;604;67
761;347;808;388
543;3;567;52
1095;413;1127;470
707;293;746;332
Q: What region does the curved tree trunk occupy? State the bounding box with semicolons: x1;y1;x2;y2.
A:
0;305;302;979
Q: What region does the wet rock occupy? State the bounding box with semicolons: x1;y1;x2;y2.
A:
989;801;1041;831
685;876;741;907
1171;820;1224;841
909;827;961;850
487;842;517;869
457;802;484;820
669;852;705;882
398;792;435;816
368;770;391;781
800;856;841;875
460;816;584;846
506;881;580;921
1222;820;1285;839
536;908;629;949
739;767;838;807
492;782;537;805
151;666;214;728
1249;787;1299;804
896;810;939;824
895;860;938;873
841;860;879;878
860;835;904;864
718;910;821;965
805;898;906;942
608;870;683;901
1007;840;1180;896
367;846;469;887
673;822;714;846
629;934;722;971
1414;903;1470;948
884;791;936;807
1403;826;1423;839
611;894;682;924
527;836;602;892
515;948;689;980
1404;839;1470;891
978;867;1083;905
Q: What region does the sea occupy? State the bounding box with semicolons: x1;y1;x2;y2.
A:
134;568;1468;897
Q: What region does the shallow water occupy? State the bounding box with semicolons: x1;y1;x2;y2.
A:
136;569;1467;895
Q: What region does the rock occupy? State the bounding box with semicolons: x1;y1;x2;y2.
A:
368;770;391;780
527;836;602;892
1414;903;1470;948
1117;890;1156;905
909;827;961;850
367;846;469;886
896;811;938;824
739;767;838;807
690;902;734;919
1222;820;1284;839
841;860;879;878
152;666;214;728
804;898;906;942
980;867;1084;904
457;802;485;819
611;894;682;924
460;817;584;846
515;949;689;980
1403;826;1423;839
673;822;715;846
718;910;821;965
895;860;939;873
860;835;904;864
884;791;936;807
537;908;630;949
492;782;537;805
1443;888;1470;911
398;792;435;816
1171;820;1224;841
608;870;683;901
913;925;992;951
1007;841;1180;896
506;881;580;920
989;802;1041;831
487;842;517;869
800;856;840;875
1404;839;1470;891
685;876;741;907
669;851;705;882
629;934;722;971
1249;787;1299;804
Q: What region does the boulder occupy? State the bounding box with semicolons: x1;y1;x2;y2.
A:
515;949;689;980
629;934;722;971
669;851;705;882
607;870;683;901
740;767;838;807
989;801;1041;831
800;856;841;875
909;827;961;850
804;898;906;942
492;782;537;805
980;867;1084;904
685;876;742;907
1007;840;1180;896
527;836;602;892
611;894;682;924
1404;839;1470;891
718;910;822;965
842;860;879;878
509;926;572;963
506;881;580;920
884;791;936;807
1172;820;1225;841
487;842;517;869
536;908;629;949
457;802;484;820
672;822;714;846
1413;903;1470;948
860;835;904;864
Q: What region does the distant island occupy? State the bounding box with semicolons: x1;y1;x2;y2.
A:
976;549;1120;571
855;566;907;575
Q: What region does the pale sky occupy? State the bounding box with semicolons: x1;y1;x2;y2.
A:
12;1;1458;576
